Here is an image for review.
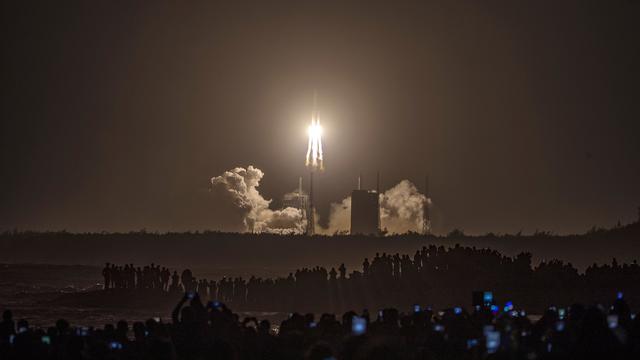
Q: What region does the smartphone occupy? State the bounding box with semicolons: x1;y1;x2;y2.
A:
153;317;161;323
17;326;27;334
77;327;88;336
503;301;513;312
555;321;565;332
413;304;421;313
617;291;624;300
9;334;15;344
483;291;493;305
486;331;500;354
309;322;317;328
466;339;478;349
378;310;383;319
109;341;123;350
351;316;366;335
454;307;462;315
433;324;445;332
558;308;566;320
186;292;195;300
41;336;51;345
607;314;618;329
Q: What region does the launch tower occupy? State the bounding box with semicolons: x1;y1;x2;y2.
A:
422;175;431;235
305;92;323;235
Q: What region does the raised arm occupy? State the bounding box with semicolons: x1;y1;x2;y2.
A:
172;293;189;324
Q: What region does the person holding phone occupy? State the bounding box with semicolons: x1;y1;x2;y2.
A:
172;291;207;325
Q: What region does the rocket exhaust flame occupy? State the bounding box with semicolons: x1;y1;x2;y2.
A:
305;92;322;236
305;113;323;170
305;91;323;170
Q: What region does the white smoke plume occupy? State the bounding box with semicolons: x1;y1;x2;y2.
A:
210;166;306;234
320;179;427;235
316;197;351;235
210;166;427;236
379;180;427;234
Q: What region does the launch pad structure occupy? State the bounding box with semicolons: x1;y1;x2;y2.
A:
350;173;380;235
306;170;315;235
301;91;431;236
423;175;431;235
305;91;322;236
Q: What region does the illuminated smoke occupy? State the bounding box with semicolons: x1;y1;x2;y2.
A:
210;166;427;236
317;197;351;235
379;180;427;234
305;112;323;170
320;180;427;235
210;166;306;234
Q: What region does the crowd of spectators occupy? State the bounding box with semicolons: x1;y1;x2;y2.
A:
102;245;640;313
1;291;639;359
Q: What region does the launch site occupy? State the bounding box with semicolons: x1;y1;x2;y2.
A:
2;1;639;359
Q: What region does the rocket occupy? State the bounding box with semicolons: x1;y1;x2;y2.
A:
305;91;324;170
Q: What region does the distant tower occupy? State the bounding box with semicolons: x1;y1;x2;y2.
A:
282;177;308;216
307;172;315;235
422;175;432;235
305;91;321;236
376;171;381;232
351;174;380;235
299;177;304;210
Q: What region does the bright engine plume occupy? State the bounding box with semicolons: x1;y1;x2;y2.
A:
305;96;323;170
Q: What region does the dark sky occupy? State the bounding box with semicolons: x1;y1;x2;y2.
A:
2;1;639;234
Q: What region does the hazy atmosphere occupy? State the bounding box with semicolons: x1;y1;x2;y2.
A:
2;2;639;235
2;3;640;359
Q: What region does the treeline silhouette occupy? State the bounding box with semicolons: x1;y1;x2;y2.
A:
103;244;640;313
2;220;640;271
2;291;639;359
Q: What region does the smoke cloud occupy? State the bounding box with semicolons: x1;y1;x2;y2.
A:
320;180;427;235
317;197;351;235
210;166;306;234
210;166;427;236
379;180;427;234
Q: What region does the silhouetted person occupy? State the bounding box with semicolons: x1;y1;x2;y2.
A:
181;269;193;292
102;262;111;290
329;267;337;281
339;263;346;279
0;310;15;339
363;257;370;276
161;267;170;291
136;266;143;289
170;271;181;292
208;280;217;300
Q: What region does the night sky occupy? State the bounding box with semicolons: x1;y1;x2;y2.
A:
2;1;639;234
